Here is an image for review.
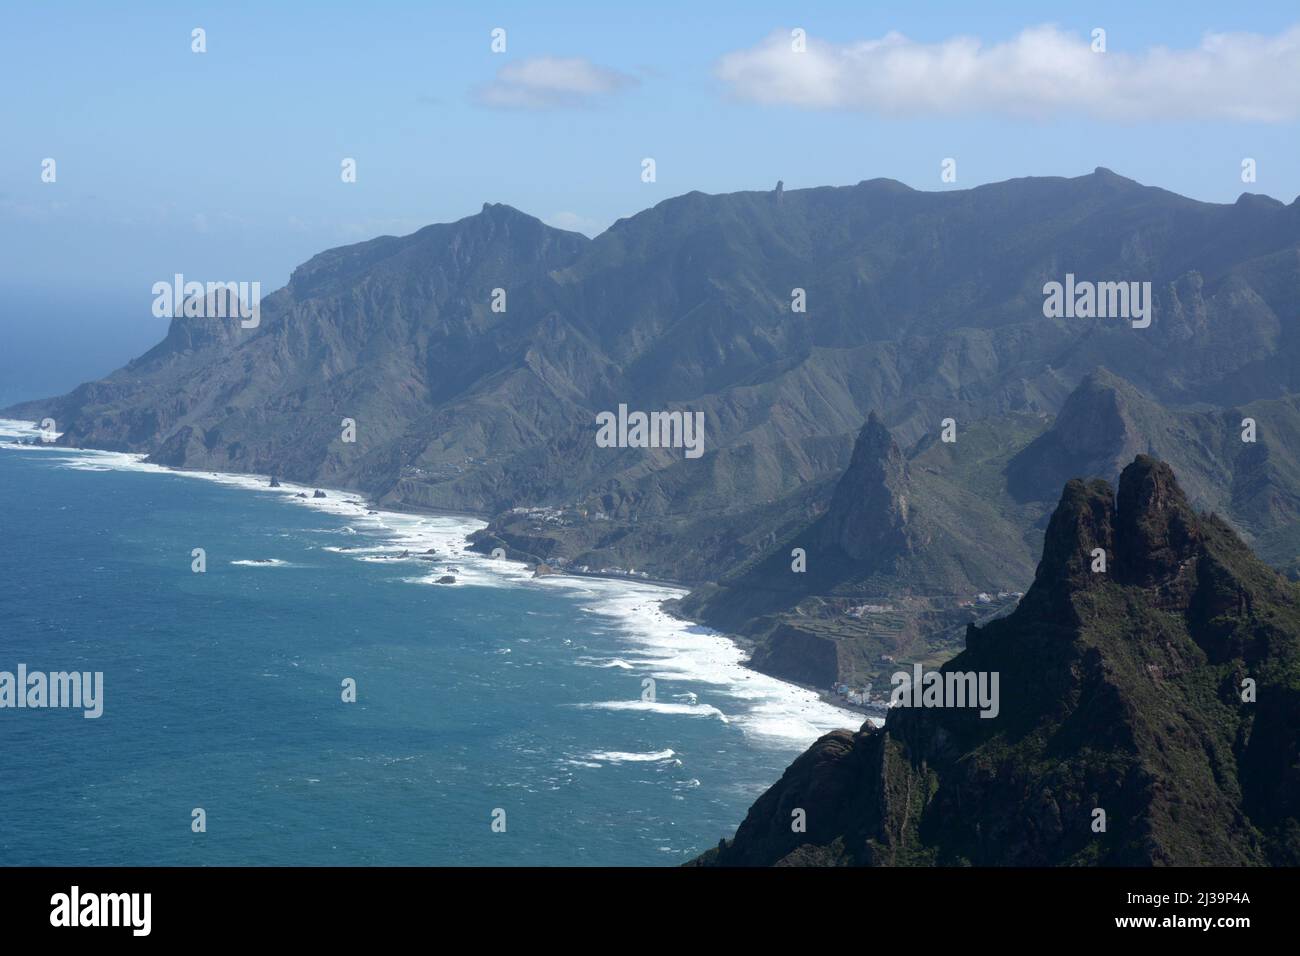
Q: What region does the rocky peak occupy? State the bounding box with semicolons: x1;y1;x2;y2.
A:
1056;370;1143;466
1027;454;1205;619
286;203;586;301
1113;454;1202;589
1033;476;1116;598
818;412;913;563
1006;368;1146;502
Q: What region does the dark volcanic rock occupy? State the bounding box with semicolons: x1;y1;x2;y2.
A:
749;624;842;688
694;457;1300;867
816;412;914;564
1113;456;1202;589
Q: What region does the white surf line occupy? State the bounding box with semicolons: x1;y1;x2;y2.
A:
537;575;863;744
0;419;60;442
582;749;680;764
1;419;865;745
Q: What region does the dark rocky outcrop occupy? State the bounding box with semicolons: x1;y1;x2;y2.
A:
692;457;1300;867
816;413;915;565
749;624;843;688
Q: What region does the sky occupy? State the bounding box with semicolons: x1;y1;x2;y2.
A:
1;0;1298;403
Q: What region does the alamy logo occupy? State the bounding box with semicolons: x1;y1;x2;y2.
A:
0;665;103;718
152;273;261;328
1042;273;1151;329
595;404;705;459
50;886;150;936
890;664;1000;718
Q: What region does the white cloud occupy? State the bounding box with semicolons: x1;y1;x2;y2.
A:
474;56;638;110
716;24;1300;122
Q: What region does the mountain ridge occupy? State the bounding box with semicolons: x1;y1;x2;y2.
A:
6;167;1299;692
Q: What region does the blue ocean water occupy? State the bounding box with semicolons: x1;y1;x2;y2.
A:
0;430;856;866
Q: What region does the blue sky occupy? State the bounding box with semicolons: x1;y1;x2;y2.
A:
1;1;1298;401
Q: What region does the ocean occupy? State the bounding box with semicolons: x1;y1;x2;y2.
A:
0;421;858;866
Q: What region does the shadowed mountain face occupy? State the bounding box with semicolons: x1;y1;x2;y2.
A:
692;457;1300;867
6;171;1300;681
1009;368;1300;570
817;412;915;563
676;409;1045;689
